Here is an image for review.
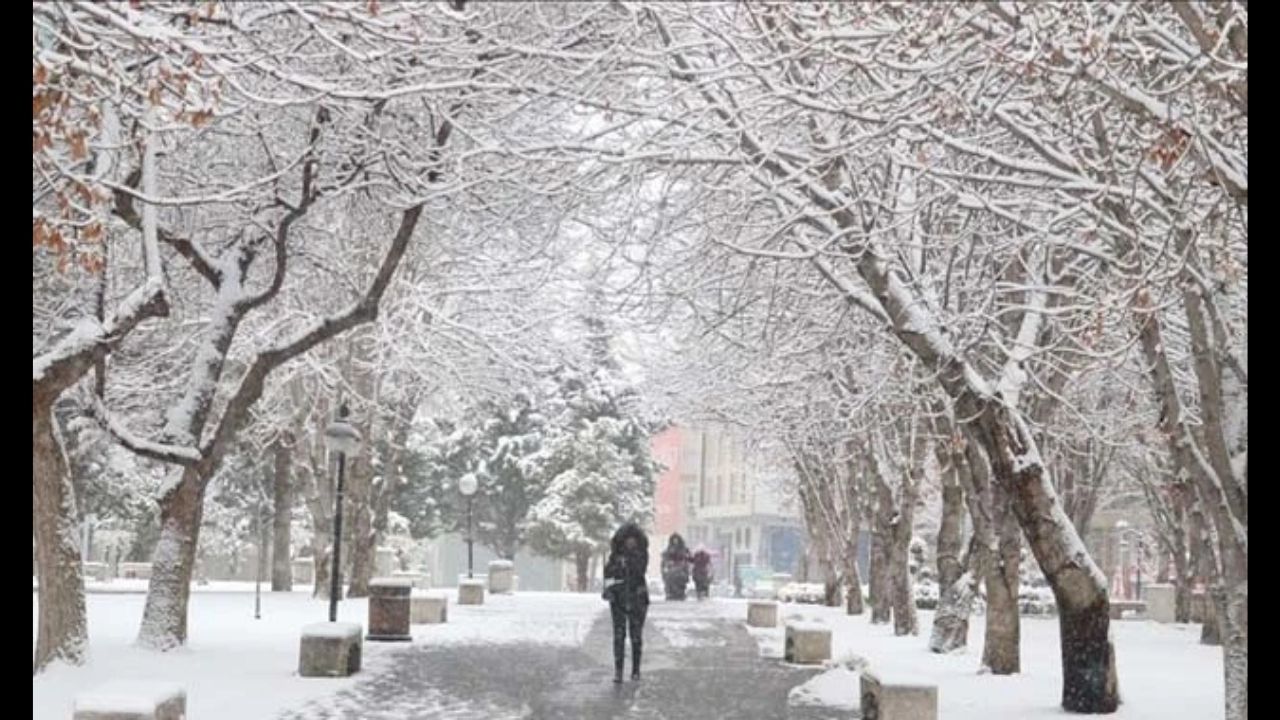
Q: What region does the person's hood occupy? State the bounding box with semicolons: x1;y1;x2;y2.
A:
611;522;649;555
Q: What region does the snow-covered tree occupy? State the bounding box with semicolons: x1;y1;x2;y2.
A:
523;313;660;591
526;419;649;591
419;391;549;560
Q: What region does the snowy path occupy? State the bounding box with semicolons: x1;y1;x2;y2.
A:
277;599;832;719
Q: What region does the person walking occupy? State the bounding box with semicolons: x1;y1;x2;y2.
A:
692;547;713;599
661;533;692;601
603;522;650;683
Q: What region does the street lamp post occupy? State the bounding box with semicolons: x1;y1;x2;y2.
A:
324;403;363;622
458;473;478;579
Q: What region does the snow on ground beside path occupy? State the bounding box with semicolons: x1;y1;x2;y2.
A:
33;578;314;594
750;604;1224;720
34;589;603;720
412;591;602;647
788;665;861;710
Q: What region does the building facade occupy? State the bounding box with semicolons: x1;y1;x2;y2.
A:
650;424;805;590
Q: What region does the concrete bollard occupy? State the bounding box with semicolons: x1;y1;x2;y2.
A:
747;600;779;628
73;681;185;720
458;578;485;605
784;623;832;664
411;591;448;624
488;560;515;594
861;671;938;720
367;578;413;641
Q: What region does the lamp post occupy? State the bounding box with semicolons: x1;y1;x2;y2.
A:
324;403;362;622
458;473;478;579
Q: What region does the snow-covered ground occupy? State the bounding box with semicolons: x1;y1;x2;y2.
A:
33;578;297;594
34;590;1224;719
735;599;1224;719
33;589;603;720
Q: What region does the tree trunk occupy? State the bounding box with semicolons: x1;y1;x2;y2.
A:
1187;509;1221;644
929;454;971;653
1201;589;1221;645
312;546;332;600
271;435;293;592
843;537;864;615
823;565;840;607
298;418;334;600
868;520;892;624
575;548;591;592
935;472;965;596
33;399;88;673
137;469;205;649
344;449;376;598
841;449;865;615
982;483;1021;674
968;403;1115;711
890;469;918;637
1172;548;1191;624
930;557;978;654
1217;581;1247;720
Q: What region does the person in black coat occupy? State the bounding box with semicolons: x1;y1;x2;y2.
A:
661;533;692;600
691;547;713;599
603;522;650;683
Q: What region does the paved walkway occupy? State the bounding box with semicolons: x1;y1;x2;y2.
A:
279;600;843;719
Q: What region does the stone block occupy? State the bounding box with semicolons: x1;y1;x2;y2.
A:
73;681;186;720
458;579;485;605
299;622;362;677
292;559;315;585
1144;584;1177;623
411;591;448;624
861;671;937;720
784;622;831;664
375;547;396;577
392;570;430;589
747;600;779;628
488;560;514;594
366;578;413;641
119;562;151;580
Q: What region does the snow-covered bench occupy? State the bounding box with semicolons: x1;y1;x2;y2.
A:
747;600;778;628
411;590;448;624
73;680;185;720
458;578;485;605
298;622;362;677
860;670;937;720
784;622;832;664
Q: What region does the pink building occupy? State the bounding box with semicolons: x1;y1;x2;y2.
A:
650;426;684;539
